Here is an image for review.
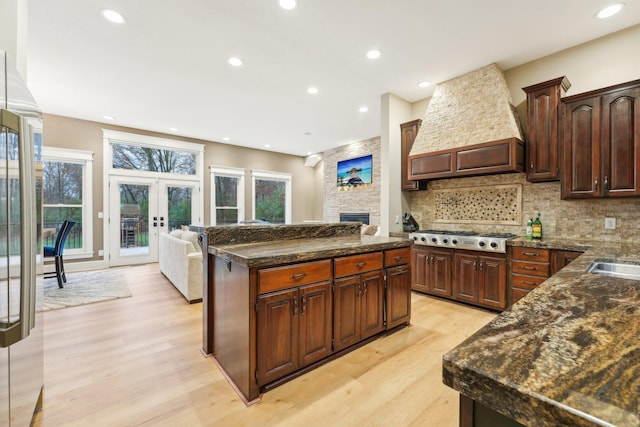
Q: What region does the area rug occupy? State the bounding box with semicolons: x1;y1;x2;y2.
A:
39;268;132;312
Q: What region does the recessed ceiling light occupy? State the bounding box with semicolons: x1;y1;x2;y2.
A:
169;127;178;132
596;3;624;18
101;9;126;24
228;57;243;67
359;106;369;113
279;0;297;10
103;115;114;121
304;132;312;135
265;144;271;148
223;137;230;141
418;81;431;88
307;87;319;95
366;49;381;59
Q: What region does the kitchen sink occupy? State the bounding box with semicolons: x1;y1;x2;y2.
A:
586;260;640;281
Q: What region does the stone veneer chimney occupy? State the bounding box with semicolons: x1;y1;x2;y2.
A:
410;63;523;156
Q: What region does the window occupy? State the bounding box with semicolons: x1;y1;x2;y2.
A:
112;142;196;175
251;170;291;224
42;147;94;257
210;166;245;225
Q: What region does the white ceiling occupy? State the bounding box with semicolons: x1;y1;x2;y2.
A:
27;0;640;157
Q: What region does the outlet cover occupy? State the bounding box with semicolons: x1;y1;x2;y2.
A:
604;217;616;229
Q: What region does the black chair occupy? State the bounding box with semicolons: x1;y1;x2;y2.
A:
43;220;76;288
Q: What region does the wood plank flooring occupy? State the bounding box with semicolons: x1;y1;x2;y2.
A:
32;263;496;427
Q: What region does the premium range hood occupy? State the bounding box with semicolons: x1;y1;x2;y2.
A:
408;64;524;180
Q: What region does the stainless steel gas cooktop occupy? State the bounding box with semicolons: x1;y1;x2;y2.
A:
408;229;518;253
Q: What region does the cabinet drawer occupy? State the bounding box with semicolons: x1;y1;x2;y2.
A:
384;247;410;267
259;259;332;294
512;288;530;305
511;260;550;277
512;247;550;262
334;252;383;278
512;274;546;290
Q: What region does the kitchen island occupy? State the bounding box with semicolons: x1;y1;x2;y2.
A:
200;223;412;403
443;239;640;426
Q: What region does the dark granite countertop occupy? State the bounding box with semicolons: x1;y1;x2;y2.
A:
209;235;411;268
443;240;640;426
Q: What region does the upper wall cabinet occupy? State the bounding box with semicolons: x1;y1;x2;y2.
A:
522;76;571;182
561;79;640;199
400;119;427;191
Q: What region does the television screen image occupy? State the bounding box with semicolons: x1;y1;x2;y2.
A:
337;154;372;188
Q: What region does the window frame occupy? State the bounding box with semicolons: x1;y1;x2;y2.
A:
42;146;94;259
210;166;245;225
251;169;292;224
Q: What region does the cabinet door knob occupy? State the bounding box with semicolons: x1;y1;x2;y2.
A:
301;295;306;314
293;296;298;316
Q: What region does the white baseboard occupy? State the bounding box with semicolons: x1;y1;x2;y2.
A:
42;259;110;274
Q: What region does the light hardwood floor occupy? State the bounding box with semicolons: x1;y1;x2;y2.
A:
32;263;496;427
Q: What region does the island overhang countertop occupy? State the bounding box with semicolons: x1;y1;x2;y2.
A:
443;240;640;427
208;235;411;268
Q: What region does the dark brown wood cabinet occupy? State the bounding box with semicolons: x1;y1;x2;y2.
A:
562;79;640;199
257;280;332;386
551;250;582;275
509;247;583;305
411;246;452;297
409;138;524;181
333;270;384;351
453;251;506;310
509;247;550;305
385;264;411;329
401;119;427;191
522;76;571;182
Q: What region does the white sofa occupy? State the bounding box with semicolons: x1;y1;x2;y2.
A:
159;229;203;303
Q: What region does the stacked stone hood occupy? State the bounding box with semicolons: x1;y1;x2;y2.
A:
410;63;523;157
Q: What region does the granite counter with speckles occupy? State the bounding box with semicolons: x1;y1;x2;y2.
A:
203;222;410;267
443;241;640;426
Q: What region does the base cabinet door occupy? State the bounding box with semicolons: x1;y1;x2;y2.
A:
299;281;333;367
411;246;452;296
386;264;411;329
430;249;453;296
478;256;506;309
257;288;299;385
334;270;385;351
453;253;479;303
333;275;361;351
360;270;385;339
257;281;333;385
411;248;430;293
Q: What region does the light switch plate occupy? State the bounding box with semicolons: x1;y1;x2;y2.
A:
604;217;616;229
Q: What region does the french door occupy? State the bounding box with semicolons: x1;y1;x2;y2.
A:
108;175;200;266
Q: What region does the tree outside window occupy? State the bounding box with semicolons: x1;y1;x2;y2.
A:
42;161;83;249
255;179;285;223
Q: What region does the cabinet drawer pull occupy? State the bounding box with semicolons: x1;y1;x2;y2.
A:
393;255;404;261
522;266;537;271
356;262;367;268
522;252;539;256
290;272;307;280
523;280;537;285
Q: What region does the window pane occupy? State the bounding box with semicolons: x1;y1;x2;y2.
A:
42;207;82;250
43;161;83;204
215;176;238;206
112;143;196;175
216;208;238;225
255;179;285;223
167;186;192;231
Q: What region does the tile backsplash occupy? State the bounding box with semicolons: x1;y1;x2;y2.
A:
408;173;640;242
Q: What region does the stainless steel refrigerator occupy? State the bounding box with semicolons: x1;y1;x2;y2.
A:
0;50;44;426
